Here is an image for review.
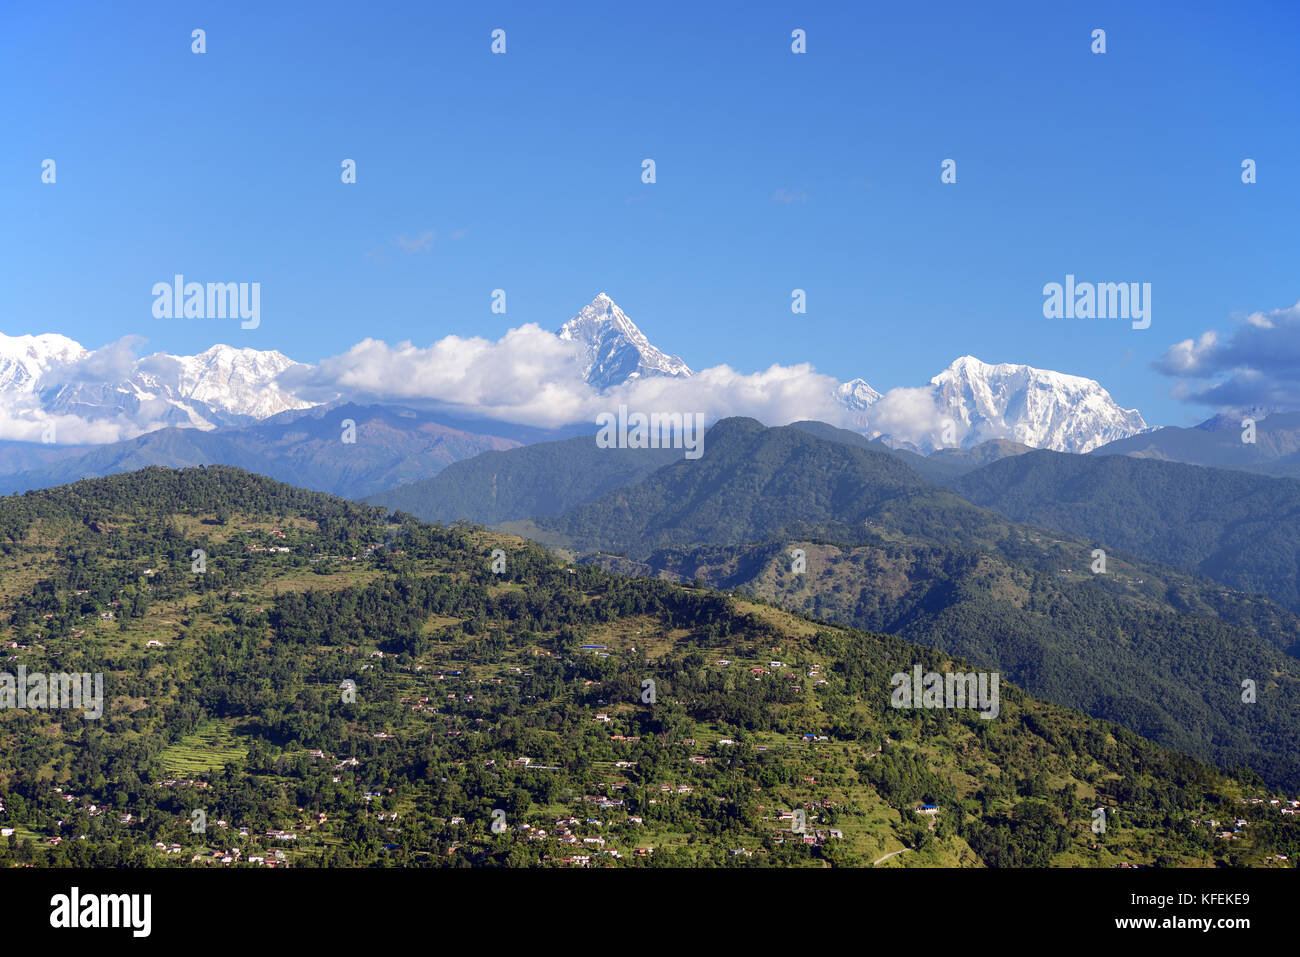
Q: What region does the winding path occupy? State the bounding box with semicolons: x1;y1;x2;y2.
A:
871;848;910;865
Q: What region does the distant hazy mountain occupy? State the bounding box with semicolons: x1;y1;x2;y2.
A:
1093;410;1300;478
929;438;1034;471
364;434;681;524
556;293;692;390
0;404;521;499
0;440;94;475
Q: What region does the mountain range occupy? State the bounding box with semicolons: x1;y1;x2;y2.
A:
0;336;311;441
1092;410;1300;478
0;404;532;500
11;291;1300;503
921;356;1149;454
1;294;1154;469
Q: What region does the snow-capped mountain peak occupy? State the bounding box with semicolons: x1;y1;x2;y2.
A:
556;293;692;391
834;377;883;411
167;344;311;420
831;355;1149;453
0;334;316;441
927;355;1148;453
0;332;89;392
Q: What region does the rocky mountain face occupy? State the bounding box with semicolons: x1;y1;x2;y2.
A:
925;356;1149;453
555;293;692;390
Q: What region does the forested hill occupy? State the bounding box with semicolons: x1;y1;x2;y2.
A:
528;417;980;551
951;450;1300;613
0;465;389;542
360;418;1028;527
474;421;1300;789
1;465;1297;868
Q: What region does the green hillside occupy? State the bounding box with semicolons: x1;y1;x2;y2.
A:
473;420;1300;788
953;450;1300;614
629;538;1300;788
1;467;1296;867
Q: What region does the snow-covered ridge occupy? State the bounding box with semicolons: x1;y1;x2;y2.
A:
833;354;1149;453
930;355;1148;452
39;343;313;429
0;333;89;392
0;333;314;441
164;345;311;421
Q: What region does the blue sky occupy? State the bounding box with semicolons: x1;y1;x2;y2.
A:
3;0;1298;427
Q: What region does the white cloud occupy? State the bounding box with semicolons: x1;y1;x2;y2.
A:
1153;299;1300;410
0;321;877;446
0;399;156;445
1152;330;1219;377
858;386;959;450
611;362;848;427
281;324;592;426
281;325;854;430
37;335;147;388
